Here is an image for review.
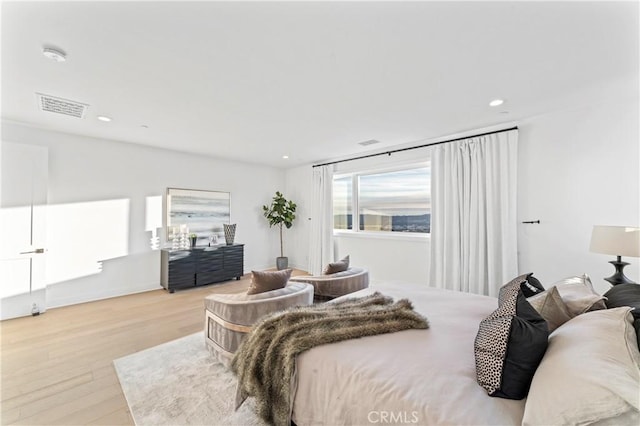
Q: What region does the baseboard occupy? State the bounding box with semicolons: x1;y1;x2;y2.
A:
246;263;308;273
46;281;161;309
0;289;47;320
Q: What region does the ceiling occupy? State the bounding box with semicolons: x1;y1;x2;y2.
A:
2;1;638;168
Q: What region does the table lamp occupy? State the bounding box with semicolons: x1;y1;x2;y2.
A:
589;225;640;285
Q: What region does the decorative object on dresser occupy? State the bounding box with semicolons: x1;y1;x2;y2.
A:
589;225;640;285
166;188;230;247
223;223;236;245
262;191;297;270
160;244;244;293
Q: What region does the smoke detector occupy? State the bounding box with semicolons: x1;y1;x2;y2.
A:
36;93;89;118
42;47;66;62
358;139;380;147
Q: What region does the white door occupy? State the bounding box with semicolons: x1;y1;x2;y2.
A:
0;141;48;320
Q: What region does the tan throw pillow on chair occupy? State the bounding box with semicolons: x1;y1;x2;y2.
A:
323;255;350;275
247;269;292;295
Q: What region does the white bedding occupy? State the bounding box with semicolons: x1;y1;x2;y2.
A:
292;281;525;425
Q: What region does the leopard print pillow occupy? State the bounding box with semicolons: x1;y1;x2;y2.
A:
474;274;549;399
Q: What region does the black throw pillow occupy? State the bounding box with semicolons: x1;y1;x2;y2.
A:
603;283;640;349
521;272;545;297
474;274;549;400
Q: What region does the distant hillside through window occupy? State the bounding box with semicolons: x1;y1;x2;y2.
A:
334;213;430;233
333;165;430;234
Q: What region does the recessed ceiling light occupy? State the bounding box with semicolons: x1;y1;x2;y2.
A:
42;47;66;62
282;155;289;159
97;115;112;122
489;99;504;107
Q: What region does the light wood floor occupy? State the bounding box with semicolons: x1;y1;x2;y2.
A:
1;270;306;425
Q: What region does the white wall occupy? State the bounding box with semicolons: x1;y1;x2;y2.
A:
333;234;429;284
281;165;313;271
517;98;639;294
1;122;285;309
285;97;640;293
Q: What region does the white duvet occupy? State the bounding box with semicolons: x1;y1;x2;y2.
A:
292;281;525;426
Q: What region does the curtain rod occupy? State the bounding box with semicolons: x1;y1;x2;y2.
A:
312;126;518;168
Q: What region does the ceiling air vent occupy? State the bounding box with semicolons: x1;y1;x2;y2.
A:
358;139;380;147
36;93;89;118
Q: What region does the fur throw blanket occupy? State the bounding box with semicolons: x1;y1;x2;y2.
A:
230;292;429;426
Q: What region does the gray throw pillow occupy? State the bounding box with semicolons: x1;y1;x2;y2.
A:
552;274;607;316
527;286;573;332
246;269;292;295
323;255;350;275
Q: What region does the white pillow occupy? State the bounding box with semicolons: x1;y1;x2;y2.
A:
522;307;640;426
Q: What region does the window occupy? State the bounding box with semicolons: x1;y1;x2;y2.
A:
333;164;430;234
333;176;353;230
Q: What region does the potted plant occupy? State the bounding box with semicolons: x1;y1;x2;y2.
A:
262;191;297;270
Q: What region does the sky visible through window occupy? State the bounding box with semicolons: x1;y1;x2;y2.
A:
359;168;430;216
334;166;431;233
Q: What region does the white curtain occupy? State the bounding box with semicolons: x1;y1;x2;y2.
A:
428;129;518;297
308;165;334;276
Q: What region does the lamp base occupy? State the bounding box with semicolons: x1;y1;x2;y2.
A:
605;257;637;286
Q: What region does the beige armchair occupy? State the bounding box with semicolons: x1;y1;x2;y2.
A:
204;282;314;366
289;267;369;301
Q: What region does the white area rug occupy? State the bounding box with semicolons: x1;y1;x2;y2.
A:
113;333;266;426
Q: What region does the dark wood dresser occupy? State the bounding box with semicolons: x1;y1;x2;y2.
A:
160;244;244;293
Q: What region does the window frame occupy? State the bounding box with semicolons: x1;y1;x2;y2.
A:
332;161;431;240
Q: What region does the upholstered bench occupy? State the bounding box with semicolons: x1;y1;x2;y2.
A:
289;267;369;301
204;282;314;366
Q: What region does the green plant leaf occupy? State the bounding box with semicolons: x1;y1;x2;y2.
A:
262;191;297;257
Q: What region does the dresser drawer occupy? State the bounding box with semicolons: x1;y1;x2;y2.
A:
161;244;244;292
197;249;224;272
196;271;226;286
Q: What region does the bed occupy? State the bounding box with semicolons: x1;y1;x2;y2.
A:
289;280;640;426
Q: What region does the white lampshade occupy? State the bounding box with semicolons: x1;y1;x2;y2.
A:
590;226;640;258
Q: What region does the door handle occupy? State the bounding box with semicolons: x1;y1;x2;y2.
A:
20;248;45;254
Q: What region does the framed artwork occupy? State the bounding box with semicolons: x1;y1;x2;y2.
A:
166;188;230;246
